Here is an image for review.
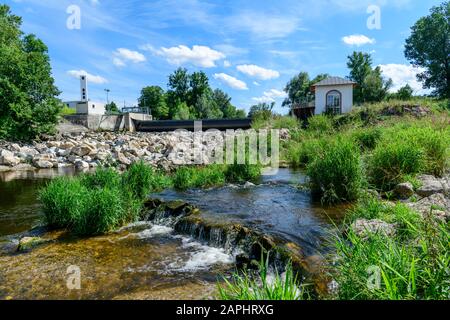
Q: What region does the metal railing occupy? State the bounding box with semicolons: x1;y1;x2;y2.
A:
121;107;150;114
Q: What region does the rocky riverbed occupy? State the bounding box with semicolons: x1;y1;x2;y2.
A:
0;130;290;173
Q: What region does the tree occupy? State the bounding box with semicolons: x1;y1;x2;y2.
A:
396;84;414;100
248;102;275;120
167;68;190;104
105;101;119;114
138;86;169;120
347;52;393;103
172;101;191;120
404;1;450;98
189;71;209;109
0;5;61;140
347;52;373;104
282;72;311;107
363;67;393;102
282;72;330;108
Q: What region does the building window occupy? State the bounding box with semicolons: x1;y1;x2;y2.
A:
325;90;342;115
92;105;95;109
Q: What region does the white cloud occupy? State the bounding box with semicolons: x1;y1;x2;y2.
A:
113;48;146;67
253;81;261;86
67;70;108;84
342;34;376;46
378;64;425;93
227;12;303;38
223;60;231;68
214;73;248;90
252;89;287;103
237;64;280;80
148;45;225;68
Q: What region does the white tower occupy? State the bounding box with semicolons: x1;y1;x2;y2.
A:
80;75;88;102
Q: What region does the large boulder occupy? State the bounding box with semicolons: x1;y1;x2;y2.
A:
394;182;415;199
350;219;396;239
75;160;90;170
416;175;445;197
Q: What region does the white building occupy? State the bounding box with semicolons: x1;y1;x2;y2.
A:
311;76;356;115
64;75;106;115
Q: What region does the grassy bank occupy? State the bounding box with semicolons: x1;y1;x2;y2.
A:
271;99;450;204
40;162;261;235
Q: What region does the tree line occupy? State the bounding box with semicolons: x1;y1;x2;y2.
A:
0;2;448;140
138;68;246;120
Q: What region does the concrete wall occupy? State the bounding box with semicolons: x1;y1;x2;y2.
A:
315;84;354;114
63;113;152;132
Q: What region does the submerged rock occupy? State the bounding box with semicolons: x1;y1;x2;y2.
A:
17;237;48;252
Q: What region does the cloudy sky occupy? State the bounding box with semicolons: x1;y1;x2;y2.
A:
7;0;441;114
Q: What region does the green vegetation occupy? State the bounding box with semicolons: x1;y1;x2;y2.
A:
333;196;449;300
307;136;363;203
273;98;450;203
404;1;450;99
0;5;62;141
40;162;263;234
218;256;307;300
138;68;246;120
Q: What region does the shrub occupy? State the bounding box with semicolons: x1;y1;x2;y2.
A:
39;177;89;228
307;115;334;133
73;187;127;235
122;161;153;201
172;167;195;191
368;140;423;191
352;127;382;150
307;137;363;203
225;164;261;184
272;116;300;130
80;167;121;190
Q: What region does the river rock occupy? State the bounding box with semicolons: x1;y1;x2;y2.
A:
34;160;54;169
350;219;396;239
72;145;95;157
394;182;414;199
416;175;445;197
116;152;131;166
75;160;90;170
408;193;450;222
17;237;47;252
0;153;21;166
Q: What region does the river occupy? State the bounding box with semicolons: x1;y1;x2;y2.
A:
0;168;346;300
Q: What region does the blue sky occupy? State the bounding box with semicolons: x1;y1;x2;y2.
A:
7;0;442;114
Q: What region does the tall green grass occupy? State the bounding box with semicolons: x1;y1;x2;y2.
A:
40;163;162;235
307;137;363;204
218;256;307;300
333;222;449;300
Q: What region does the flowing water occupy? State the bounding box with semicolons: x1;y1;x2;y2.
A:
0;168;347;300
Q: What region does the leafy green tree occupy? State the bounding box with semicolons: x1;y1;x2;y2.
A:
347;52;393;103
167;68;190;105
105;101;119;114
363;67;393;102
347;52;373;104
0;5;61;140
172;101;191;120
189;71;209;109
138;86;169;119
282;72;329;108
395;84;414;100
248;102;275;120
282;72;311;107
405;1;450;98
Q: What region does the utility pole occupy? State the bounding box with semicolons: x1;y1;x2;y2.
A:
104;89;110;105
